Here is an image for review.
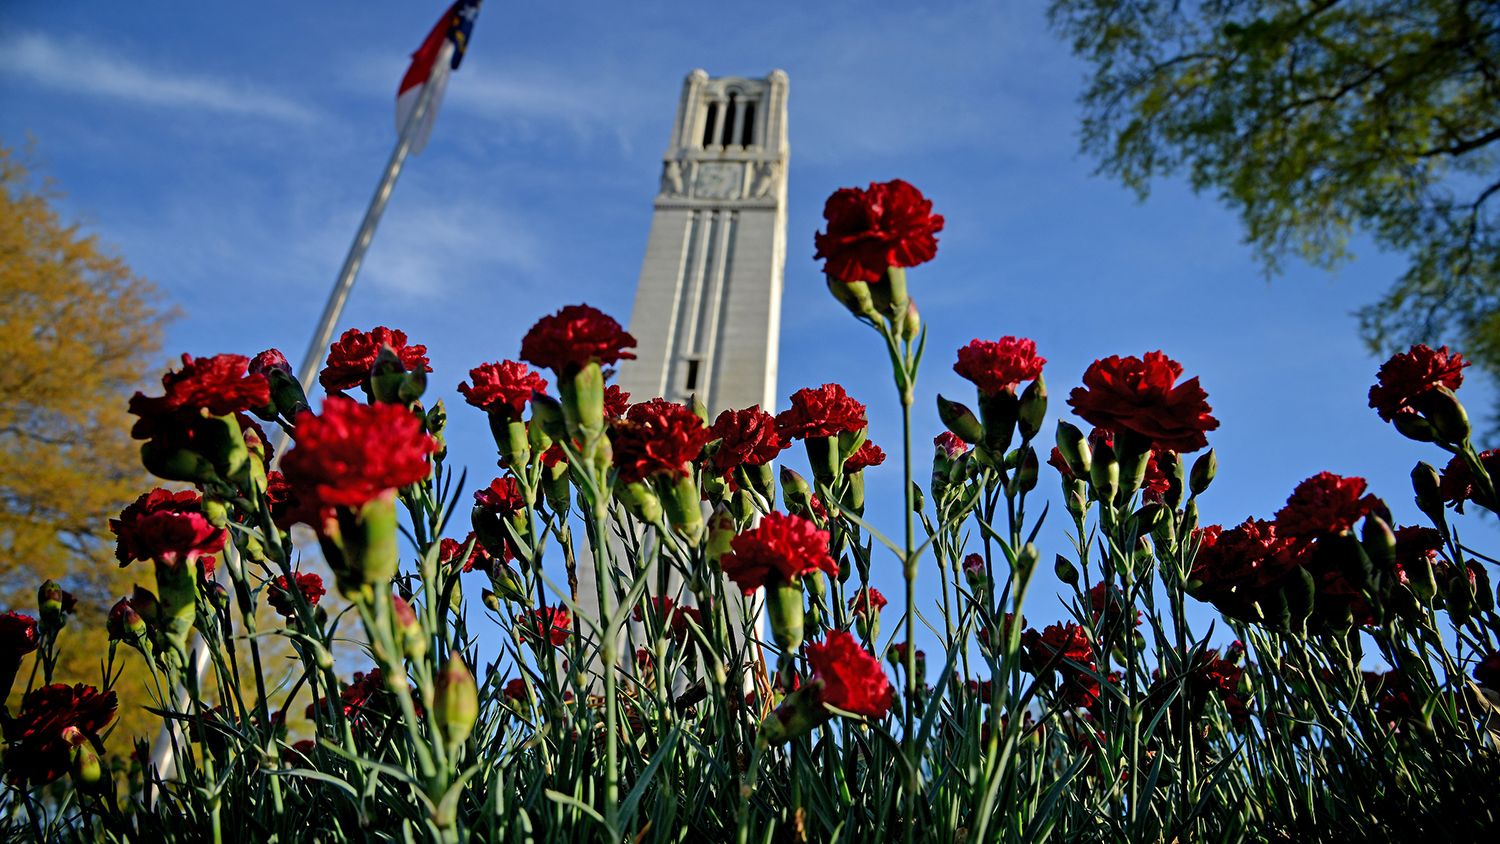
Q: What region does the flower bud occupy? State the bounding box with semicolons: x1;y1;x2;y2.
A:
263;364;310;421
559;362;606;443
392;595;426;660
1360;514;1397;574
1414;386;1469;444
1411;461;1445;525
529;391;569;442
705;505;737;567
490;415;530;470
69;740;103;790
826;277;879;321
482;588;503;614
1391;412;1438;443
1015;543;1040;580
1156;450;1186;509
108;597;147;645
963;553;988;594
1189;449;1216;497
937;395;984;445
1054;554;1078;586
38;580;67;626
436;652;479;749
1017;374;1047;441
1089;440;1119;504
1055;421;1090;477
759;685;830;745
766;582;805;652
616;479;663;524
780;467;813;514
1014;446;1039;494
978;391;1019;456
901;299;921;341
131;586;161;624
662;474;705;544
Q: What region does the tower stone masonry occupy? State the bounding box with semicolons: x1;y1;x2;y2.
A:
576;70;789;667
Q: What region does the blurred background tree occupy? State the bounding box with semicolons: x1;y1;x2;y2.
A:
0;143;171;741
1049;0;1500;420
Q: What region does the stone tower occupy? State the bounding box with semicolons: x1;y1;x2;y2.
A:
615;69;790;413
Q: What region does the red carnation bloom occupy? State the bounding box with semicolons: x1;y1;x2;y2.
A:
3;683;117;785
280;397;438;509
1048;446;1073;477
1066;352;1218;453
439;533;495;574
319;327;431;392
843;441;886;473
1190;519;1300;595
128;353;271;439
610;398;711;483
267;573;326;618
814;179;944;284
1;612;39;659
1475;651;1500;690
1189;650;1243;695
604;385;632;419
1087;583;1142;628
848;587;887;616
458;360;548;420
707;406;786;476
1274;472;1381;539
775;384;867;441
502;677;529;703
1394;525;1443;569
633;597;702;642
518;607;571;647
475;476;524;515
520;304;637;376
953;337;1046;396
1437;450;1500;509
249;348;292;376
719;511;837;593
1023;622;1094;667
934;432;969;458
334;668;418;727
110;489;227;570
1368;344;1468;422
806;630;893;718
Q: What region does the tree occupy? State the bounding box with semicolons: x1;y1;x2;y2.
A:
0;144;171;738
1049;0;1500;415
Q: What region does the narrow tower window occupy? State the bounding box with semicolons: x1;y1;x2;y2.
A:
739;102;756;147
684;358;700;391
721;93;738;146
701;102;719;148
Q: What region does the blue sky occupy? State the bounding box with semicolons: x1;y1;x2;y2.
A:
2;1;1495;669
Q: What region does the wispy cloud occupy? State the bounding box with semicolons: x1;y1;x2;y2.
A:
0;31;315;123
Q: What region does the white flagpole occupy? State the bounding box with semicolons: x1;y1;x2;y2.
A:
147;42;456;796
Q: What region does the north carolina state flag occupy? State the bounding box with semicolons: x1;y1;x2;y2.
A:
395;0;481;154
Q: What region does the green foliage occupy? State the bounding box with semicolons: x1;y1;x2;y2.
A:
1048;0;1500;416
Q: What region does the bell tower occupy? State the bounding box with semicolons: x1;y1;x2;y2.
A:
615;69;790;414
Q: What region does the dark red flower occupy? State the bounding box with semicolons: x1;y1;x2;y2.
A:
518;607;570;647
319;327;431;392
475;476;524;516
814;179;944;284
1368;344;1468;422
3;683;117;785
110;488;227;570
848;587;887;616
1273;472;1381;539
1023;622;1094;667
458;360;548;420
633;597;702;642
1087;582;1141;627
335;668;418;727
934;432;969;458
719;512;837;593
1188;650;1243;695
267;573;326;618
1;612;40;659
707;406;786;477
439;533;495;573
1393;526;1443;570
1189;519;1299;595
520;304;637;376
953;337;1045;396
806;630;893;718
604;385;632;419
502;677;529;703
264;470;319;532
843;441;886;473
128;353;271;439
609;398;711;483
280;397;438;509
1437;449;1499;508
248;348;292;376
776;384;867;441
1475;651;1500;689
1066;352;1218;453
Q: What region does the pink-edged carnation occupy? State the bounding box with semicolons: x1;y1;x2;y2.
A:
806;630;893;718
1368;344;1468;422
775;384;867;441
719;512;837;593
248;348;292;376
1273;472;1381;539
1067;352;1218;453
610;398;711;483
814;180;944;284
953;337;1045;396
934;432;968;458
267;573;326;618
843;441;886;473
520;304;637;376
458;360;548;419
707;406;786;476
110;489;227;570
280;396;438;509
128;353;271;438
319;327;431;392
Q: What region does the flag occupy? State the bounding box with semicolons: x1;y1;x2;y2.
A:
395;0;482;155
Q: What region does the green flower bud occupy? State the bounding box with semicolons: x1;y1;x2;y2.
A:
780;467;813;513
1090;440;1119;505
661;474;705;544
1017;373;1047;441
1411;462;1445;525
937;395;985;445
825;277;879;321
705;505;736;567
392;595;426;660
1055;421;1090;477
1189;449;1216;496
1361;514;1397;574
1014;446;1039;494
1054;554;1079;586
1391;412;1438;443
616;479;663;524
1414;385;1469;444
766;581;805;652
436;652;479;749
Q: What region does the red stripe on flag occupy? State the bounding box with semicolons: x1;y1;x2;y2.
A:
397;5;454;97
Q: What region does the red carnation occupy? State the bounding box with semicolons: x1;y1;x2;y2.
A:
1393;526;1443;569
1066;352;1218;453
520;304;637;376
128;353;271;439
707;406;786;476
1087;582;1142;628
1368;344;1468;422
848;587;887;616
1274;472;1381;539
806;630;893;718
633;597;702;642
953;337;1045;396
475;476;524;516
1;612;39;659
267;573;326;618
609;398;711;483
775;384;868;441
1437;450;1499;509
814;180;945;284
1190;519;1300;595
280;397;438;509
439;533;495;573
110;488;227;570
934;432;969;458
843;441;886;473
1475;651;1500;690
518;607;570;647
1023;622;1094;667
3;683;117;785
719;511;837;593
249;348;293;376
458;360;548;420
604;385;632;419
319;327;431;392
